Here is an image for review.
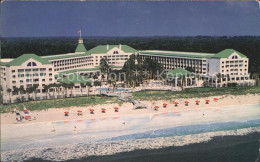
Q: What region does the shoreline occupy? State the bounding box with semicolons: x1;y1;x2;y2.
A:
1;94;259;125
2;127;260;162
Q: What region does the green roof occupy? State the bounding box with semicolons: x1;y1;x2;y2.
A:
42;53;89;61
110;65;123;69
58;73;92;84
55;67;100;77
86;45;138;54
211;49;247;58
41;45;136;61
75;43;87;53
140;50;214;58
166;68;192;77
1;54;51;66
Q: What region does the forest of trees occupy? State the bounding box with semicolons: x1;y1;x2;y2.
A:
1;36;260;74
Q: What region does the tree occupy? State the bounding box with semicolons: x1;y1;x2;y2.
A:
13;87;19;96
7;88;12;104
32;84;39;100
0;85;3;104
86;82;92;96
100;58;111;80
43;85;50;99
80;83;85;96
26;87;34;101
68;83;75;97
61;83;69;98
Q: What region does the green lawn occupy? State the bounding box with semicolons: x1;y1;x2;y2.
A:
1;86;259;113
132;86;260;101
0;96;123;113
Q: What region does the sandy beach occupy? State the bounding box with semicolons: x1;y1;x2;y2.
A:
1;94;259;125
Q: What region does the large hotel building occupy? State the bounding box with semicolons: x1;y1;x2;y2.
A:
0;37;254;103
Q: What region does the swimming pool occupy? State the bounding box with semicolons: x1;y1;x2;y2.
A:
96;88;129;92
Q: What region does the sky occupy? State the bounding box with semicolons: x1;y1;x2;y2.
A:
1;1;260;37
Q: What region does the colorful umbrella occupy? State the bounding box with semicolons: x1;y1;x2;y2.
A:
77;110;82;112
90;109;94;114
205;99;210;104
163;103;167;107
214;98;219;101
174;102;179;106
195;100;200;105
114;107;119;112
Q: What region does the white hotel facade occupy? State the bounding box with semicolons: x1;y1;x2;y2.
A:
0;37;254;103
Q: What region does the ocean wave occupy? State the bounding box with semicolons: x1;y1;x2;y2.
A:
1;127;260;162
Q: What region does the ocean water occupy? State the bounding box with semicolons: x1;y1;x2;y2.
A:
1;104;260;161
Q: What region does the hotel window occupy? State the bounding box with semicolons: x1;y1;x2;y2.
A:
12;70;15;73
232;56;238;59
20;80;23;83
12;81;16;84
25;69;31;72
18;69;24;72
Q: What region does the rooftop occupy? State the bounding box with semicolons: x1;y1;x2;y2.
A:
75;43;87;53
140;50;215;58
212;49;247;58
58;73;92;84
166;68;192;77
0;54;51;66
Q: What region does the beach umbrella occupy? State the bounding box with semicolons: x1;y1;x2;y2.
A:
154;106;159;110
64;111;69;116
23;109;29;114
163;103;167;108
25;115;31;120
184;101;189;106
90;109;94;114
174;102;179;106
101;108;106;113
195;100;200;105
214;98;219;101
114;107;119;112
77;110;83;116
205;99;210;104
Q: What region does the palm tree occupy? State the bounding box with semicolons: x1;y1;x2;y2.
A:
60;83;68;98
13;87;19;96
252;73;259;86
56;83;62;98
32;84;39;100
68;83;75;97
80;83;85;96
0;85;3;104
86;82;92;96
43;85;50;99
26;87;34;101
216;73;222;88
100;58;111;80
7;88;12;104
19;86;25;98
